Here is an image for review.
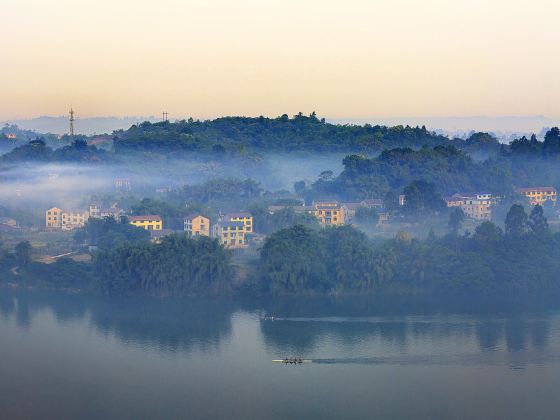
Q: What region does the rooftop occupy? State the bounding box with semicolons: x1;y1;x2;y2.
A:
362;199;384;207
185;213;208;220
316;204;341;210
515;187;557;193
129;215;162;222
224;212;252;219
313;199;339;205
341;202;362;210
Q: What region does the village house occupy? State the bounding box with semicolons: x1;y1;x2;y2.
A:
267;201;347;226
0;217;19;232
214;221;247;248
184;214;210;237
515;187;557;206
129;215;163;231
45;207;89;230
212;212;254;248
267;205;313;214
444;193;493;220
89;203;125;220
313;201;346;226
342;199;384;220
362;199;384;209
0;217;18;228
223;212;253;233
46;207;63;229
341;202;362;220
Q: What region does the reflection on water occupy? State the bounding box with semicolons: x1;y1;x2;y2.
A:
0;290;233;353
1;290;560;419
0;291;557;361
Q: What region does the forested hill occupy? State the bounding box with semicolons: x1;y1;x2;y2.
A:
113;113;464;153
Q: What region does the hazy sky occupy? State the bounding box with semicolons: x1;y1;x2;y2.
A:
2;0;559;120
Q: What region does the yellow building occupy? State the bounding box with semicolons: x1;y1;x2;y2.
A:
129;215;163;231
214;221;247;248
184;214;210;237
223;212;253;233
444;195;465;208
46;207;63;229
45;207;89;230
313;201;346;226
515;187;557;206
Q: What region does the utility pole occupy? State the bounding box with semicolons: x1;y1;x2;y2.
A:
162;111;169;122
69;108;75;137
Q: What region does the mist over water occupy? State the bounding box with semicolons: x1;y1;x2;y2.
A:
1;290;560;419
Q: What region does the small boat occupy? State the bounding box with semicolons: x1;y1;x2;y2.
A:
259;314;276;321
272;358;312;365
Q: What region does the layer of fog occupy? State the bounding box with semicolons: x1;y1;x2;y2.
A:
0;153;344;216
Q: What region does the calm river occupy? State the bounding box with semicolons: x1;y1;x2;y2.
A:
1;289;559;419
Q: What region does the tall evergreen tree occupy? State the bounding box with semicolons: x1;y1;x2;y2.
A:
505;204;528;237
528;205;549;235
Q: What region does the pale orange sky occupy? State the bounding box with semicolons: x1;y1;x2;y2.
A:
1;0;559;120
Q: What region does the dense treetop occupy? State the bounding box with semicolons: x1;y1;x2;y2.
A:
1;139;109;163
74;217;150;249
93;235;232;296
113;113;455;153
258;205;560;297
307;145;511;200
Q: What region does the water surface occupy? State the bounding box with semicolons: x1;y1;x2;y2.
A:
1;290;559;419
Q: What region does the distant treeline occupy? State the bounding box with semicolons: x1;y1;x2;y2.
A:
1;138;109;163
113;113;455;153
3;116;560;201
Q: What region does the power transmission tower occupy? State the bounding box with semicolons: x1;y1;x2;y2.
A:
162;111;169;122
69;108;75;137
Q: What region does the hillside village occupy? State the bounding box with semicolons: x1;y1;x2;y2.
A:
1;122;560;288
41;186;558;252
